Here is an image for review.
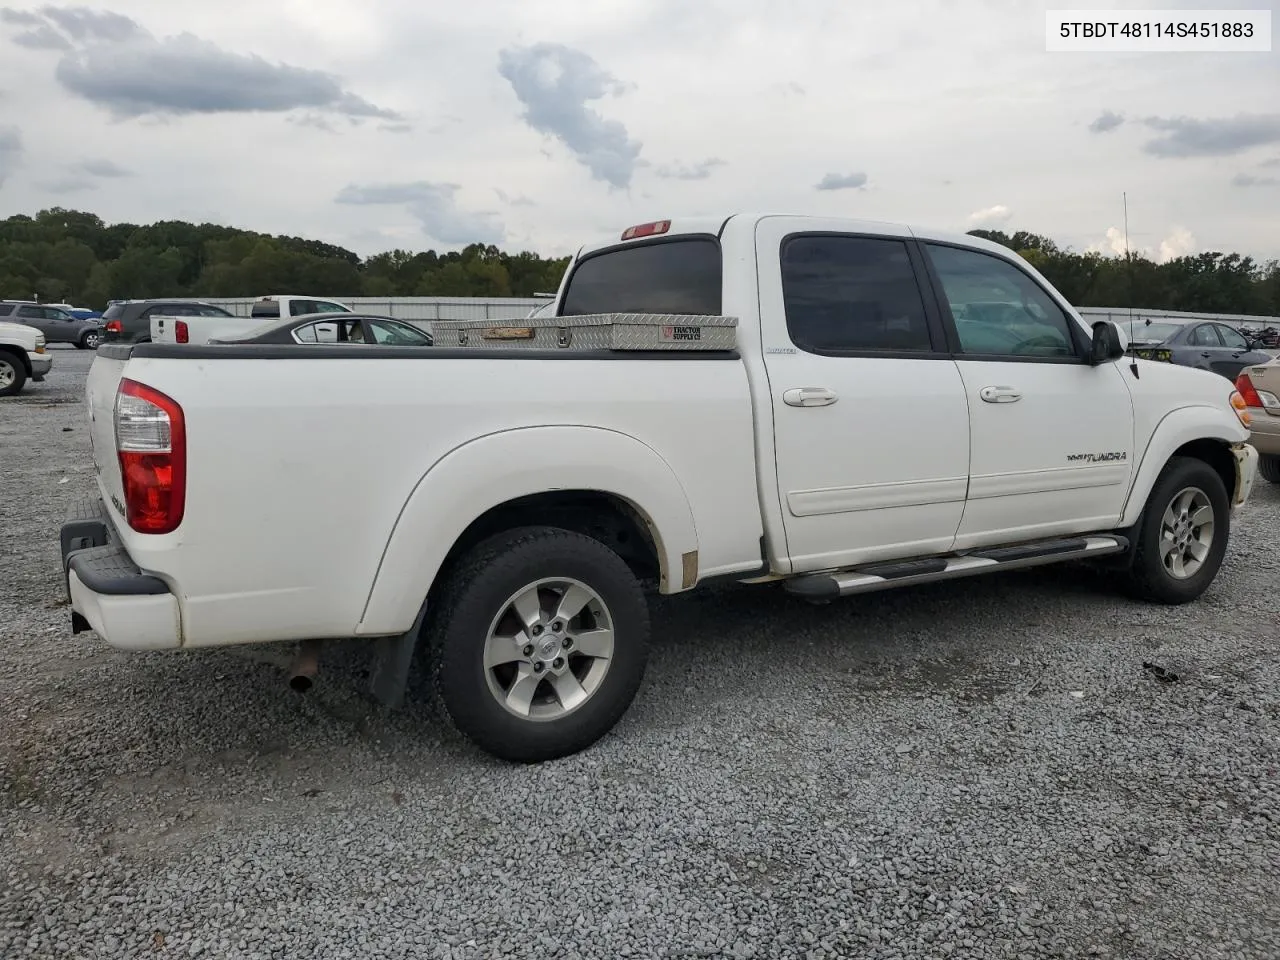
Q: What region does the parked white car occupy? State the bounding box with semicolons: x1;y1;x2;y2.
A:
0;320;52;396
61;213;1259;762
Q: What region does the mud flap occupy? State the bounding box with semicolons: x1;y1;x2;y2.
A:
366;601;430;708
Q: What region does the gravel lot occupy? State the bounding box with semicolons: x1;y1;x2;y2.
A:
3;347;1279;959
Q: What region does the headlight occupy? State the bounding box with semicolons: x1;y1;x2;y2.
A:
1230;390;1251;428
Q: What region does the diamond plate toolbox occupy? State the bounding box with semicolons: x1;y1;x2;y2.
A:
433;313;739;351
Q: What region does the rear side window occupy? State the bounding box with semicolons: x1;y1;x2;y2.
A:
560;238;721;316
780;235;934;354
0;304;13;315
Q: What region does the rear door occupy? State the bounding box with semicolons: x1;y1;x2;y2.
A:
755;218;971;572
918;240;1135;547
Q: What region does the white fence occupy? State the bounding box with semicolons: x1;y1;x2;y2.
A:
201;296;546;322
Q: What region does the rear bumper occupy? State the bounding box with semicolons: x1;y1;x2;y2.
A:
1246;410;1280;457
60;497;182;650
1231;442;1259;513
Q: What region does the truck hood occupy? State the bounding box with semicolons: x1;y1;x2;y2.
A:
0;320;41;346
1127;356;1251;442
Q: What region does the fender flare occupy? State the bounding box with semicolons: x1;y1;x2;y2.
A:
1119;404;1248;528
356;425;700;635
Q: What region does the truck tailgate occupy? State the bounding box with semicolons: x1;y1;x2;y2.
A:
85;348;130;518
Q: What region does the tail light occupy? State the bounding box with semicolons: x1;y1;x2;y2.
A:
175;320;189;343
105;319;122;334
1235;371;1280;411
114;378;186;534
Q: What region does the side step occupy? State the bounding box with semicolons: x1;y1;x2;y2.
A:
784;535;1129;600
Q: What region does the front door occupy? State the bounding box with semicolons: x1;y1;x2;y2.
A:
918;240;1136;547
1204;322;1266;380
756;218;971;572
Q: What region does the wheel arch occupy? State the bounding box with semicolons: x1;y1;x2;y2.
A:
356;425;699;635
1120;406;1246;528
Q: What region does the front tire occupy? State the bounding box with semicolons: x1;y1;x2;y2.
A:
1125;456;1229;604
429;526;650;763
0;353;27;397
79;330;103;350
1259;454;1280;484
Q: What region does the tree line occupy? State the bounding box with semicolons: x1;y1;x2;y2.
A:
0;208;1276;316
0;208;571;307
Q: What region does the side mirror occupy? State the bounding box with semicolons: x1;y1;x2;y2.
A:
1090;321;1125;365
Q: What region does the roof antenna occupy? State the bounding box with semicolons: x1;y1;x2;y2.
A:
1124;191;1139;379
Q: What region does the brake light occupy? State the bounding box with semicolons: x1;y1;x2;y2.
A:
105;319;122;334
1235;372;1262;408
114;379;186;534
175;320;189;343
1236;370;1280;410
621;220;670;241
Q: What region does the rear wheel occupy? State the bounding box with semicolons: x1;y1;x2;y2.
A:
1125;456;1229;604
1259;454;1280;484
429;526;650;763
0;353;27;397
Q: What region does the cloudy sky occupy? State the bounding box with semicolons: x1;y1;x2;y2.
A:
0;0;1277;261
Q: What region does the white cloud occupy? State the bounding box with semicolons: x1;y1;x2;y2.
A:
967;204;1012;227
1088;225;1197;263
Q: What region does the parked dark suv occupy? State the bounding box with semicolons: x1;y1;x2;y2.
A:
0;301;105;349
101;299;234;344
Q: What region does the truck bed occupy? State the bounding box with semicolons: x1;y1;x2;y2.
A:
84;341;766;647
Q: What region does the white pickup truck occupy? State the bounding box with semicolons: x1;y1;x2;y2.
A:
0;320;52;396
60;214;1259;762
151;295;353;345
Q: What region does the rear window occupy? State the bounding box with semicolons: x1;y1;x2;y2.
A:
101;304;124;320
560;237;722;316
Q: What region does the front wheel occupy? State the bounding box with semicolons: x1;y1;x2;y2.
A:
1125;456;1230;604
1259;454;1280;484
79;330;103;350
0;353;27;397
429;526;650;763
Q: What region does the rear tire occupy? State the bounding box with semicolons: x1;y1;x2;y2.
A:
0;353;27;397
428;525;650;763
1259;454;1280;484
1124;456;1229;604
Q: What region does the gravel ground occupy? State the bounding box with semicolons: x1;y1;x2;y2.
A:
3;347;1279;959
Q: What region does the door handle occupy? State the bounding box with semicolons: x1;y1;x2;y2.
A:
1201;352;1212;358
979;385;1021;403
783;387;838;407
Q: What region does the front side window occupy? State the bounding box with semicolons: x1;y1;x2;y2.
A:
314;301;347;314
1217;325;1248;349
925;243;1078;359
560;238;722;316
780;235;933;354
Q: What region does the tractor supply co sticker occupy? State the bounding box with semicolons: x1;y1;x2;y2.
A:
1066;451;1128;463
661;325;702;341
